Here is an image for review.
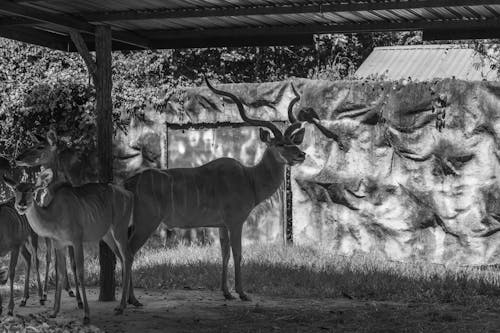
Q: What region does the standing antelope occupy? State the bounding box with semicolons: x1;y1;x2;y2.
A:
4;169;134;324
0;156;80;315
14;80;310;303
0;197;44;316
120;79;307;302
0;156;82;308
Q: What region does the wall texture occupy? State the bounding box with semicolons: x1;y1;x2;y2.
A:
173;78;500;265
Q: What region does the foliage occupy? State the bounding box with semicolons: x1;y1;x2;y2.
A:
0;81;95;154
473;40;500;79
0;32;425;159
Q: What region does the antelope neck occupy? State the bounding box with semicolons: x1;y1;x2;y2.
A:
247;147;286;204
25;196;54;232
36;169;69;208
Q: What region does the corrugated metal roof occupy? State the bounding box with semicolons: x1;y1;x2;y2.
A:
355;45;498;81
0;1;499;51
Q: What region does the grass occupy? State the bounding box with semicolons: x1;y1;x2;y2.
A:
4;242;500;309
85;242;500;307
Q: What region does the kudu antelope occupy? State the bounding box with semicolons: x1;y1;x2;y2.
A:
117;78;307;302
4;169;134;324
14;80;311;303
0;197;44;316
0;157;79;314
15;130;145;307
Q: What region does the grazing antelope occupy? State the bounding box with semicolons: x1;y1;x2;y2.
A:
4;169;134;324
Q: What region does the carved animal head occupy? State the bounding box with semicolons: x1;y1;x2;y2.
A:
206;78;306;165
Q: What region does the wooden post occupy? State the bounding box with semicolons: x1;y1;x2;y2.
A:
95;25;116;302
285;166;293;244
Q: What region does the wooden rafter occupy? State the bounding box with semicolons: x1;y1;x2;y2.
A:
79;0;500;22
140;17;500;40
0;17;35;26
424;28;500;40
0;1;149;48
0;26;70;50
0;1;498;50
151;34;313;49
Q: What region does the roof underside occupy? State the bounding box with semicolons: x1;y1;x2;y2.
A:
355;44;498;81
0;0;500;51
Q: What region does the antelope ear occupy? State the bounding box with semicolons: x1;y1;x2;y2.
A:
46;129;57;147
37;168;54;188
259;128;272;143
2;175;17;189
290;128;305;145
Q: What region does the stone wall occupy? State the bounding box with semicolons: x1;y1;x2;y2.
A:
177;78;500;265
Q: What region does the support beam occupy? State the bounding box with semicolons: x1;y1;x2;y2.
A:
94;25;116;302
0;1;149;48
69;30;97;82
285;166;293;245
141;17;500;40
0;26;70;50
80;0;500;22
0;17;35;26
424;28;500;40
151;34;313;49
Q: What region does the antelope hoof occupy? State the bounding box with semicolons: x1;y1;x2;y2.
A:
114;307;124;315
239;293;251;302
40;299;45;306
77;301;84;309
83;316;90;325
68;290;75;297
7;310;13;316
128;299;143;307
20;299;27;307
49;312;57;319
223;292;236;300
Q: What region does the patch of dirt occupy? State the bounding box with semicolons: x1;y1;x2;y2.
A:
3;288;500;332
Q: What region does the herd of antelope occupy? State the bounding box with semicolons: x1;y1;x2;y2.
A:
0;79;331;324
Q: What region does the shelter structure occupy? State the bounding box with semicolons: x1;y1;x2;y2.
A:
356;44;498;81
1;0;499;302
1;1;500;51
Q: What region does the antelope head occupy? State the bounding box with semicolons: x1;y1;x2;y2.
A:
3;169;54;214
16;130;58;167
3;175;35;215
206;78;306;165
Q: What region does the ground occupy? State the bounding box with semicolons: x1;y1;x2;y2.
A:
3;287;500;333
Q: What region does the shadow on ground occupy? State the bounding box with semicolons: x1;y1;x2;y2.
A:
3;287;500;333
